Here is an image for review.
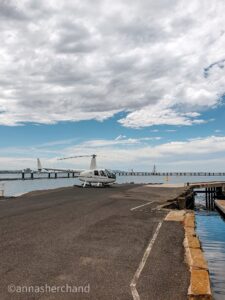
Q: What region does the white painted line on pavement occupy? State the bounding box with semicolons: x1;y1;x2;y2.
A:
130;201;153;211
130;220;163;300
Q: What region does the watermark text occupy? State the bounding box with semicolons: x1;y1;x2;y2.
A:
8;283;90;294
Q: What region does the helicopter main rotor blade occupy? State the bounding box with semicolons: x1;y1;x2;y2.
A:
57;154;96;161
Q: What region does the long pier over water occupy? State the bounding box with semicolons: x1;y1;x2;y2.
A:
1;171;225;181
117;171;225;176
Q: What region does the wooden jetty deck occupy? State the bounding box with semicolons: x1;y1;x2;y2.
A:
151;181;225;212
182;181;225;210
188;181;225;189
215;200;225;215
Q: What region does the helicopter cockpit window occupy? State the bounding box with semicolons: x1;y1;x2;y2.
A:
105;169;116;179
100;170;106;176
105;169;110;175
94;170;99;176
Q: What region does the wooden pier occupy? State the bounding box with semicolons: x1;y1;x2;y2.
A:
186;182;225;210
165;181;225;210
1;171;225;182
117;171;225;176
0;171;80;181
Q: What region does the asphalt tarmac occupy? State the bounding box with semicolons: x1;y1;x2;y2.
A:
0;184;189;300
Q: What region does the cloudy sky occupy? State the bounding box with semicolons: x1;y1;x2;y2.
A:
0;0;225;171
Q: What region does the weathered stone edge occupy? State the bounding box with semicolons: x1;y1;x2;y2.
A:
184;212;212;300
165;210;212;300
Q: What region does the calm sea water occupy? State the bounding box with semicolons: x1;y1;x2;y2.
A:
195;194;225;300
1;173;225;197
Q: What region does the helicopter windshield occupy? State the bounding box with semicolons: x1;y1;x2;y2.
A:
100;170;106;177
105;169;116;179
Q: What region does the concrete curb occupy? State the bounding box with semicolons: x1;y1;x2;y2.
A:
165;211;212;300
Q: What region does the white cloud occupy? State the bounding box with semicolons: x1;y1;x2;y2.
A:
1;135;225;171
0;0;225;127
119;100;206;128
60;135;225;170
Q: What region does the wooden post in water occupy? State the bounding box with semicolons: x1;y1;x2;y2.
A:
213;187;216;209
22;171;25;180
55;173;57;179
216;186;223;198
31;172;34;180
205;188;209;209
210;187;215;210
210;187;212;210
208;188;210;210
209;188;213;210
48;173;51;179
68;173;70;178
212;187;214;209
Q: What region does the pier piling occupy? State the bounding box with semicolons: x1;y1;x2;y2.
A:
192;183;225;211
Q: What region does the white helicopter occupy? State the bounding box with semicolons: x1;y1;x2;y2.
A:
37;155;116;187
